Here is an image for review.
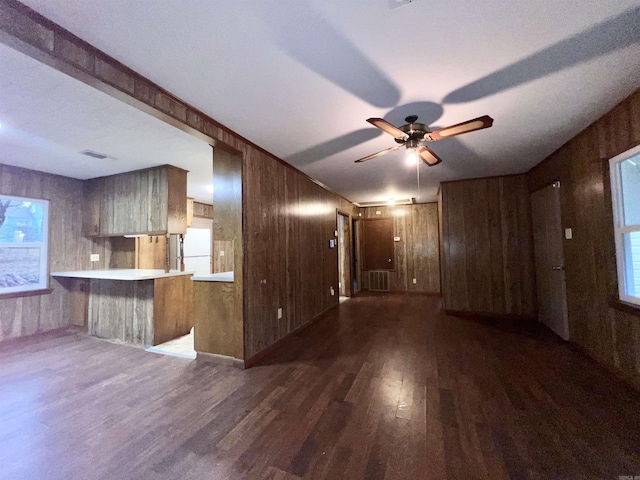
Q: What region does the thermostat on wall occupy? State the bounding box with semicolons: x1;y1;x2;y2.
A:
394;236;400;242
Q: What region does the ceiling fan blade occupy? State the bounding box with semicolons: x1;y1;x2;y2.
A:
354;146;401;163
428;115;494;141
366;118;408;139
418;146;442;166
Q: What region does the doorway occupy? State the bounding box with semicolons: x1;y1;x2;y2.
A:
337;211;352;297
531;181;570;340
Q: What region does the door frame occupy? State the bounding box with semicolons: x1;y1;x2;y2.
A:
336;209;354;297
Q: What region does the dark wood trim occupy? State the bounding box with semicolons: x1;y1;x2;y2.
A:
0;0;355;206
440;172;528;186
336;209;353;297
444;309;537;322
211;142;242;157
244;303;340;368
0;288;53;300
609;297;640;317
196;351;244;369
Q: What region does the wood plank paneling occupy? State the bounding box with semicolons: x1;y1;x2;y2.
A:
440;175;536;317
193;281;242;359
0;164;133;342
213;240;234;273
528;87;640;384
88;278;154;346
153;274;193;345
359;204;440;293
135;235;166;270
243;148;357;360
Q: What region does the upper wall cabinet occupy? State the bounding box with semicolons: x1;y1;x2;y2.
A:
83;165;187;237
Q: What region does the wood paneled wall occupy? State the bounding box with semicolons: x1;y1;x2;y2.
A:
202;146;244;359
0;3;360;362
0;164;134;342
243;148;357;360
529;88;640;384
358;204;440;293
440;175;536;317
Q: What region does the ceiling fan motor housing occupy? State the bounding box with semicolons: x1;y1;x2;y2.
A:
396;121;430;146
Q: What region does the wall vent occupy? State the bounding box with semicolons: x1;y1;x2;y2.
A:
368;270;390;292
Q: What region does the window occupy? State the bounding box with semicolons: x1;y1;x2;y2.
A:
0;195;49;295
610;145;640;306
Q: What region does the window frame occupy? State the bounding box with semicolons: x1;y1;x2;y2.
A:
0;194;50;296
609;144;640;307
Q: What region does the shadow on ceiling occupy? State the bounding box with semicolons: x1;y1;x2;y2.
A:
285;128;381;166
444;6;640;104
276;5;640;167
254;2;400;109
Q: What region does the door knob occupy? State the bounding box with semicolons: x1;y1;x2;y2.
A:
551;265;564;271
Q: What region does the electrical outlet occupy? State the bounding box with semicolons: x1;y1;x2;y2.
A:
277;307;283;319
412;278;417;284
90;254;100;262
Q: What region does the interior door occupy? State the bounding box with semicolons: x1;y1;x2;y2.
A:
531;182;570;340
362;218;395;270
337;213;352;296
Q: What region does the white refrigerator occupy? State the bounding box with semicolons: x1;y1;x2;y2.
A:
182;227;212;276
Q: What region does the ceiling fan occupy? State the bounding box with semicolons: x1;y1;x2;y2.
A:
355;114;494;165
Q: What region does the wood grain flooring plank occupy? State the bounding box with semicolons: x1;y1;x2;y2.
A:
0;295;639;479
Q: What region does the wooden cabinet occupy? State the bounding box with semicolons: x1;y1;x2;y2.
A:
186;197;194;227
83;165;187;237
83;178;103;236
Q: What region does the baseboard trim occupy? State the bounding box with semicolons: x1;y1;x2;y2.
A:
244;302;340;368
196;351;245;369
355;290;441;296
444;309;536;322
568;341;640;393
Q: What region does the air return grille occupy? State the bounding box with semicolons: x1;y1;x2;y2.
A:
368;270;390;292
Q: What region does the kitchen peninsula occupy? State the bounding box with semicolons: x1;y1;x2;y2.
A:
51;269;194;347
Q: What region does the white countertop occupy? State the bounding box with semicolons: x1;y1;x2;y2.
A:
191;271;234;282
51;269;195;281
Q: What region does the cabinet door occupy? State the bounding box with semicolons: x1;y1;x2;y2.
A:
146;168;169;233
83;178;103;236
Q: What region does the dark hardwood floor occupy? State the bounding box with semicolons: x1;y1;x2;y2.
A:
1;293;639;479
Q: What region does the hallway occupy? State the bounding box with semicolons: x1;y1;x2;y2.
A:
1;293;639;479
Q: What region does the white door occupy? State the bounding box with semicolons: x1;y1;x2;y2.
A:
531;182;570;340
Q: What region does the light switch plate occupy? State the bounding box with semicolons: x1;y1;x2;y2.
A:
220;250;225;256
565;228;573;240
277;307;283;319
90;254;100;262
329;239;335;248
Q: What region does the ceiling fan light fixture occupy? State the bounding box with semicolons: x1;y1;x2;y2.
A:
405;146;419;165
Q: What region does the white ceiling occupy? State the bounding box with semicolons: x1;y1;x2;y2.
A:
8;0;640;203
0;43;214;203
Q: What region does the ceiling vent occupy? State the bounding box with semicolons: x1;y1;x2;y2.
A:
389;0;418;8
79;150;110;160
